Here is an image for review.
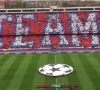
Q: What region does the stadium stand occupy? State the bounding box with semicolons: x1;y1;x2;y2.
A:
0;7;100;53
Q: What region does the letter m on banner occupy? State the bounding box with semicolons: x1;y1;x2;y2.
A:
69;12;98;34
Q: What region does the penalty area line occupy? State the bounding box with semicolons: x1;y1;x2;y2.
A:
55;54;57;90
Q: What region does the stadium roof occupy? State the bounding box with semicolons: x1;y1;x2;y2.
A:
0;0;100;1
20;0;100;1
3;0;99;1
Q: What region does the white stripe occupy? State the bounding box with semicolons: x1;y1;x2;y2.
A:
55;54;57;90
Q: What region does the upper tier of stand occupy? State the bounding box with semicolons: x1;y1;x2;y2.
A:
0;7;100;13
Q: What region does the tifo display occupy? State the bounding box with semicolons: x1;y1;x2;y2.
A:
0;12;100;49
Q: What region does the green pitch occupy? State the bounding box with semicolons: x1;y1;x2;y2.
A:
0;53;100;90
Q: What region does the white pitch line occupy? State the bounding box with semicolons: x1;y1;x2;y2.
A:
55;54;57;90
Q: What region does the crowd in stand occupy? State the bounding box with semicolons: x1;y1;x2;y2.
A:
0;12;100;49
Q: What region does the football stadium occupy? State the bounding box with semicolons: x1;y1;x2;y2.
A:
0;0;100;90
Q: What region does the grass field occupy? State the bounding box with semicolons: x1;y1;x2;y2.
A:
0;53;100;90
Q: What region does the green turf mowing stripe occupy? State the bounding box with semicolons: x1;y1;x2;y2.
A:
74;54;96;90
32;54;48;90
79;54;100;90
0;55;4;61
19;54;40;90
44;54;56;90
0;55;18;81
56;54;69;90
85;54;100;76
0;55;11;68
62;54;83;90
6;55;33;90
0;54;26;90
91;54;100;63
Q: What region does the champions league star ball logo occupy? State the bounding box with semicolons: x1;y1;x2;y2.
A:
38;64;74;77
